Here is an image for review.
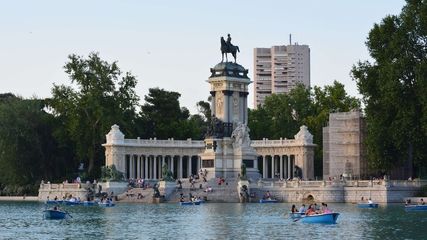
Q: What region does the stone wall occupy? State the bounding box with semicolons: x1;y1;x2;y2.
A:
38;183;93;201
249;179;425;203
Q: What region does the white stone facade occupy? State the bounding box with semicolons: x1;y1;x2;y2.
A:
323;110;367;180
103;125;315;181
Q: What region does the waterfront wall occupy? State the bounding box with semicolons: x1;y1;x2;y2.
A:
38;183;93;201
249;179;425;203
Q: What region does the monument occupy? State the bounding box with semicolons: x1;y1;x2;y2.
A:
200;34;259;180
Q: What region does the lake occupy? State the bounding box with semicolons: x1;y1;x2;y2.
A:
0;202;426;239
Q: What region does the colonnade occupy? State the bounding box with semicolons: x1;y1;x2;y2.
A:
124;154;201;180
258;155;296;179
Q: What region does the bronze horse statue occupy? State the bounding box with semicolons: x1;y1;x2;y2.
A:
221;37;240;63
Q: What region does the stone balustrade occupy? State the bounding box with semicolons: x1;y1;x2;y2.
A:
254;179;427;189
122;138;204;148
39;183;94;190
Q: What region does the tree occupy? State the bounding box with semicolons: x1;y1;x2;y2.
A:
248;83;359;177
50;52;140;177
351;0;427;178
0;95;73;195
138;88;197;139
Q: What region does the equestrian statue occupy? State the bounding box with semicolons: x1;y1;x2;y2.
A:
221;34;240;63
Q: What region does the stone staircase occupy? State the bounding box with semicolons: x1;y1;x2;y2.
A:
167;178;240;203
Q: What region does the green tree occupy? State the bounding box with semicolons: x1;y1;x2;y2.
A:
0;95;73;195
138;88;195;139
248;83;359;178
351;0;427;178
50;52;140;177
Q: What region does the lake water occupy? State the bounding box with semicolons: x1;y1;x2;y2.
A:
0;202;426;239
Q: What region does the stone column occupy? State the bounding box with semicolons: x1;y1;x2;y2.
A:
178;156;183;179
280;155;283;179
210;91;216;116
144;156;148;179
137;156;141;179
171;156;175;177
188;156;192;177
263;156;267;178
130;155;135;179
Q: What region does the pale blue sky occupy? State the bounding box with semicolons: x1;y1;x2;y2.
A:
0;0;406;112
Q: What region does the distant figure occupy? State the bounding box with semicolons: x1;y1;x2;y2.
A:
368;198;373;204
299;204;306;213
420;198;425;205
291;204;298;213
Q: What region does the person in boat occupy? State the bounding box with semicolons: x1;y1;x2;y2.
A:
321;203;332;214
299;204;306;213
420;198;425;205
264;191;271;200
54;196;58;201
291;205;298;213
405;199;411;206
305;204;316;216
368;198;373;204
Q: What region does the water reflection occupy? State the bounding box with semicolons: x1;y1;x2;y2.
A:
0;202;426;239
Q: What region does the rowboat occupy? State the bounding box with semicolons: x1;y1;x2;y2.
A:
405;205;427;211
357;203;379;208
259;199;278;203
46;200;64;204
300;213;339;224
98;201;115;207
289;212;305;219
179;201;201;206
82;201;98;206
43;209;69;220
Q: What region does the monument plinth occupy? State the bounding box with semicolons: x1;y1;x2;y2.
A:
200;37;259;179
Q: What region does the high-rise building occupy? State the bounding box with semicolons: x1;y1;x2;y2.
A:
253;43;310;108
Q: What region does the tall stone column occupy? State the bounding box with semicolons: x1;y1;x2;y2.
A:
210;91;216;115
188;156;192;177
130;155;135;179
280;155;283;179
137;156;141;179
144;156;148;179
153;156;157;179
178;156;183;179
171;156;175;177
263;156;267;178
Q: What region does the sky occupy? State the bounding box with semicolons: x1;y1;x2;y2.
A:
0;0;406;113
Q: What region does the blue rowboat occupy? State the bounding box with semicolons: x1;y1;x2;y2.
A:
358;203;379;208
405;205;427;211
289;212;305;219
259;199;278;203
64;200;81;206
179;201;201;206
82;201;97;206
46;200;64;204
98;201;115;207
43;209;68;220
300;213;339;224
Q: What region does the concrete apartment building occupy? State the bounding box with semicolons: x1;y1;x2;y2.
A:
253;42;310;108
323;110;368;180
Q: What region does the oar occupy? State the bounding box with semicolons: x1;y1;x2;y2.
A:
64;211;73;218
